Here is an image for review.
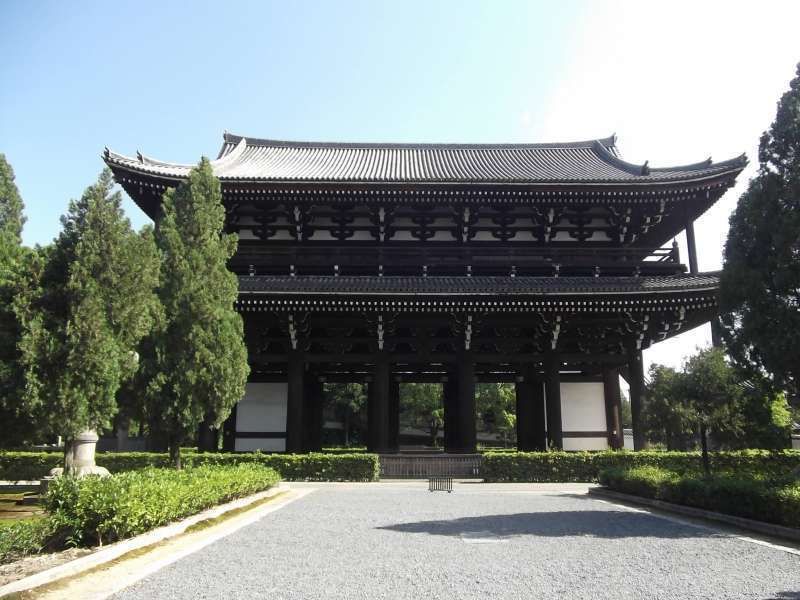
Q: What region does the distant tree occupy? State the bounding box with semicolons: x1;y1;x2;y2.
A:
721;63;800;407
682;348;745;474
476;383;516;447
0;154;41;447
619;391;632;429
16;171;160;472
400;383;443;446
642;365;697;451
326;383;367;446
148;158;248;468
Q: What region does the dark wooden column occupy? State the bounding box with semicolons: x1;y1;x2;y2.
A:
545;352;563;450
389;379;400;452
454;349;476;454
368;353;391;453
286;350;305;453
515;372;533;451
443;375;457;452
627;344;646;451
303;374;324;452
516;364;545;451
531;370;547;450
685;219;698;274
602;366;624;449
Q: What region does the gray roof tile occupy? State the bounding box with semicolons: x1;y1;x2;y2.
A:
238;273;720;296
105;133;746;185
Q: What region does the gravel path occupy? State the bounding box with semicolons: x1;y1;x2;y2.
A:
112;483;800;600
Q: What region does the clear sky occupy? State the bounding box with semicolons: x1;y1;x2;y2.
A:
2;0;799;370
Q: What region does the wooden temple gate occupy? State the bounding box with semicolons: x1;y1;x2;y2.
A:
105;132;745;456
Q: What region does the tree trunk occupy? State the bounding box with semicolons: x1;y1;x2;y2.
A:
169;434;182;470
700;422;710;476
344;411;350;447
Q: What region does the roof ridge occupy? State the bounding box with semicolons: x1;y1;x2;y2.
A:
221;131;618;151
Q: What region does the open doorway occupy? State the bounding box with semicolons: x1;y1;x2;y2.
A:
399;383;443;450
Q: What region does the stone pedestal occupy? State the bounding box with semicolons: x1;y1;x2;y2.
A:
49;430;110;478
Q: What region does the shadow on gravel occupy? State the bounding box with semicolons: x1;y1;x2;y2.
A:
766;593;800;599
378;510;715;539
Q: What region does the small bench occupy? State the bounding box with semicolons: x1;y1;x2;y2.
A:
428;477;453;493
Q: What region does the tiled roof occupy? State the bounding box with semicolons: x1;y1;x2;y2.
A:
237;273;720;296
104;133;746;186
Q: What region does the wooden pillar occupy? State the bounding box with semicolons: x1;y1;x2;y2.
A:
368;354;391;453
531;370;547;451
454;349;476;454
602;366;624;450
516;364;545;451
443;375;457;452
545;352;563;450
627;344;646;451
286;350;305;453
515;372;533;451
685;219;699;275
303;374;324;452
221;403;237;452
389;379;400;452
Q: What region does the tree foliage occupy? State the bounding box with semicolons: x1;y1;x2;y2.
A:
0;154;40;447
325;383;367;446
147;158;248;467
15;170;160;452
400;383;443;446
721;63;800;404
642;347;791;468
476;383;516;446
642;364;697;451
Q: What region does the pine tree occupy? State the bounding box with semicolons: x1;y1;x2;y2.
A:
149;158;249;468
0;154;39;446
721;63;800;405
18;170;160;472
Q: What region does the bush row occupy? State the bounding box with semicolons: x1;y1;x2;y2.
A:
481;450;800;482
44;464;280;547
599;466;800;529
0;518;58;564
0;451;379;482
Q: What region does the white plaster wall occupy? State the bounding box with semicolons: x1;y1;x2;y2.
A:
235;383;287;452
563;437;609;451
235;438;285;452
560;382;608;451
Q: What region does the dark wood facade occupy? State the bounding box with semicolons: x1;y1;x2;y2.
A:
105;133;745;453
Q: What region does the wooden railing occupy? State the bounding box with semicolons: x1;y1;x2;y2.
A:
379;454;483;479
234;243;683;277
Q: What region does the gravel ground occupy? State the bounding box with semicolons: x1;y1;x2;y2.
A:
112;483;800;600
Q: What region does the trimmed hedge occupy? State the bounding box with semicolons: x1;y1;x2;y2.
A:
0;451;379;482
599;466;800;529
0;518;57;564
482;450;800;483
44;464;280;547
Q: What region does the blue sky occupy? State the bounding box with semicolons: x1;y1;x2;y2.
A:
2;0;800;369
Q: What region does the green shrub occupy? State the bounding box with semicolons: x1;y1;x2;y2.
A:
482;450;800;483
0;451;379;482
0;518;58;563
599;467;800;528
44;464;280;546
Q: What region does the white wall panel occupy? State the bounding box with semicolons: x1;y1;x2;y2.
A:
563;437;608;451
236;383;288;433
235;438;286;452
560;382;606;432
